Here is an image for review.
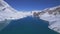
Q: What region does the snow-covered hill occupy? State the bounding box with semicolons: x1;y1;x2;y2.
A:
0;0;32;31
32;5;60;33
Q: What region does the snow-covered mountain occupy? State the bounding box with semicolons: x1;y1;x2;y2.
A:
32;5;60;33
0;0;32;31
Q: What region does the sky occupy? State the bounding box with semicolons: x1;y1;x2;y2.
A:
4;0;60;11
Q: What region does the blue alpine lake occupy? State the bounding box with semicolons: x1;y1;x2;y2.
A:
0;16;59;34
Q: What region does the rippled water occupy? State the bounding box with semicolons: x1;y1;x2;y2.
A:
0;16;59;34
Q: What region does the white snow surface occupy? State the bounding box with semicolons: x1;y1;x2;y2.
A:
0;0;32;30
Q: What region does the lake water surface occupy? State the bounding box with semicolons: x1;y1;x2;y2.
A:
0;16;59;34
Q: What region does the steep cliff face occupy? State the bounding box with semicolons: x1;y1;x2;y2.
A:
32;5;60;33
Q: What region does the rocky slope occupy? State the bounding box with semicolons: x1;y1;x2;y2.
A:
32;5;60;33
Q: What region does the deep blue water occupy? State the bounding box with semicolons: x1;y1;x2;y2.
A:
0;16;59;34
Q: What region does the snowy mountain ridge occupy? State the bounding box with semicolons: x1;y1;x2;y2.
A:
32;5;60;33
